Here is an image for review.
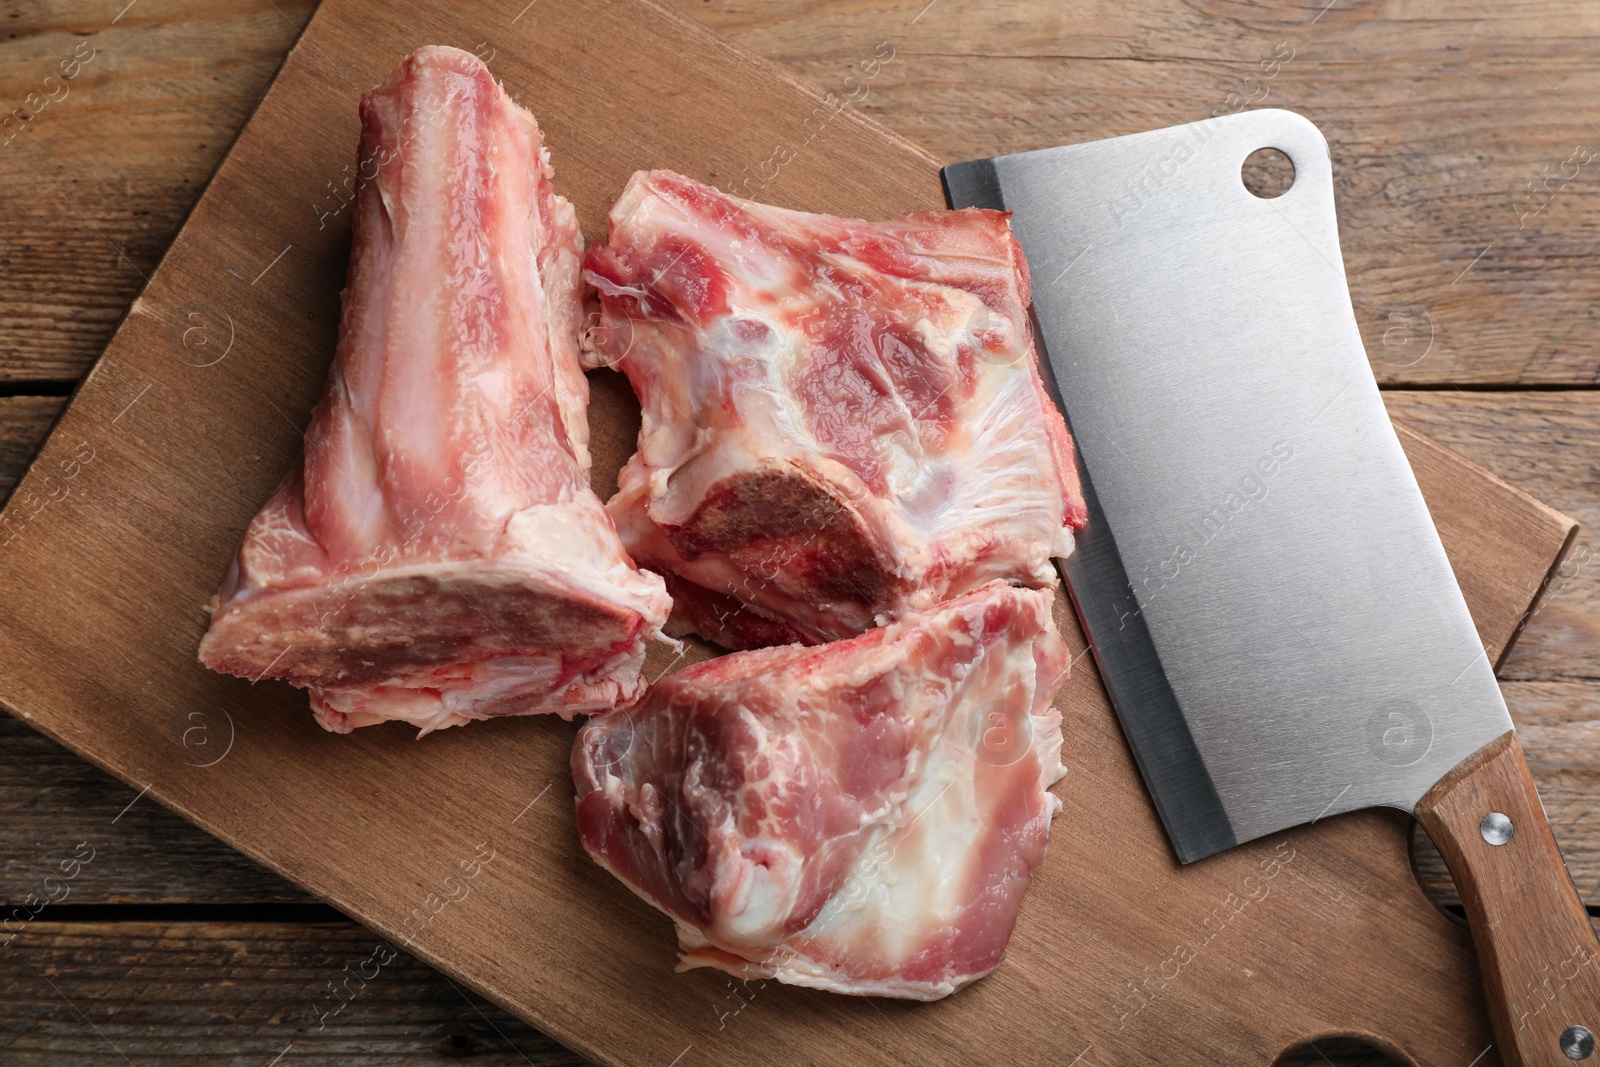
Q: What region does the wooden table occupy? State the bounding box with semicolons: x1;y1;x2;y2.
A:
0;1;1596;1063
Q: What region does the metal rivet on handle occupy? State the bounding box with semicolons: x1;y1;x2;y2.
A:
1562;1025;1594;1060
1480;812;1514;846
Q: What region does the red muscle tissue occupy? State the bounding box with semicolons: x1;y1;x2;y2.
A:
583;171;1086;649
198;47;669;734
572;581;1069;1000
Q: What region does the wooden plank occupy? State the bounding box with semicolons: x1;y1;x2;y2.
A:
1385;392;1600;684
0;920;1410;1066
0;399;64;499
0;717;307;906
0;2;1575;1064
1394;419;1577;671
4;675;1600;916
5;0;1600;384
0;1;317;382
0;921;579;1065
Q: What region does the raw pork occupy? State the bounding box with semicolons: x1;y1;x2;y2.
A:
571;581;1069;1000
199;47;669;734
583;171;1086;649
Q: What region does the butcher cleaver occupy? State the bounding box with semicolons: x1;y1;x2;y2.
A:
945;108;1599;1066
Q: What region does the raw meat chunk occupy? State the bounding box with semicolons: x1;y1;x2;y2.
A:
198;46;669;734
571;581;1069;1000
583;171;1086;648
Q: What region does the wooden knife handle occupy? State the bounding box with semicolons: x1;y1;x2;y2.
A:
1415;731;1600;1066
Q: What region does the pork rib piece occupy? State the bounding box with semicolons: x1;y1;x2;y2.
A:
572;581;1069;1000
583;171;1087;649
198;46;669;735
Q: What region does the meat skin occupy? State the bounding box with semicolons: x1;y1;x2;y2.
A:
198;47;669;734
583;171;1086;649
572;581;1069;1000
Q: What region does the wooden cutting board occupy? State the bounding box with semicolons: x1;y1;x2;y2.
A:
0;0;1578;1063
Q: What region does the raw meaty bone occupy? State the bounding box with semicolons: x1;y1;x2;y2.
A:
583;171;1087;649
572;581;1069;1000
198;46;670;735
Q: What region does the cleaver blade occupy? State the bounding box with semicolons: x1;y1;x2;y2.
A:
946;109;1599;1066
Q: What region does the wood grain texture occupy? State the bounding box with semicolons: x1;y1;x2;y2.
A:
5;0;1600;384
1415;732;1600;1067
0;0;319;382
0;398;64;499
0;670;1596;920
0;921;580;1065
0;717;308;906
1395;420;1577;672
1385;393;1600;686
0;2;1576;1065
0;918;1407;1066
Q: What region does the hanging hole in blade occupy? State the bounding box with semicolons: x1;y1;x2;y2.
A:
1242;147;1296;199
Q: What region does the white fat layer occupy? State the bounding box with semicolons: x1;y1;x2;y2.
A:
792;630;1042;969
